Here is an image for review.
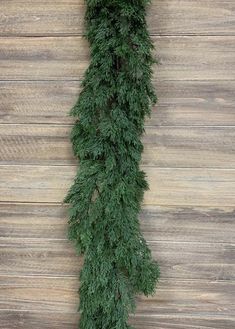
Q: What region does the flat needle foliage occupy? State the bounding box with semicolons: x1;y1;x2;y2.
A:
65;0;160;328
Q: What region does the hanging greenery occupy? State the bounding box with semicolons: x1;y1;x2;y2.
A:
65;0;160;328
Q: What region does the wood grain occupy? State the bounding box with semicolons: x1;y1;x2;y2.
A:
0;81;79;124
153;80;235;126
129;315;235;329
0;276;234;314
0;203;234;243
0;238;234;281
0;36;235;80
145;168;235;207
0;166;234;206
1;1;235;327
0;125;234;168
1;80;235;125
0;311;79;329
1;1;235;36
0;311;233;329
0;37;88;81
142;127;235;168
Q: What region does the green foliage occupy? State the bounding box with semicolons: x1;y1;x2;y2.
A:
65;0;160;327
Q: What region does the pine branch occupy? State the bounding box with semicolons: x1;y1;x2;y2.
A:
65;0;160;327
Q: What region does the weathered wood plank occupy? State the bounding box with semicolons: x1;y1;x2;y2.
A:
0;311;233;329
0;125;234;168
147;0;235;36
146;168;235;207
0;276;234;315
0;238;234;280
0;37;235;80
153;80;235;126
0;37;88;81
0;275;79;313
0;125;74;166
130;315;235;329
140;206;235;243
142;127;235;168
1;1;235;36
0;238;81;278
0;204;69;240
0;0;85;36
1;81;235;126
0;166;234;206
0;311;79;329
156;36;235;80
1;204;234;244
0;81;79;124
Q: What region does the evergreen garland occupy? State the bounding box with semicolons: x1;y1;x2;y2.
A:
65;0;160;328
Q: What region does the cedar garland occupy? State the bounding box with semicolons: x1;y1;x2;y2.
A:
65;0;160;327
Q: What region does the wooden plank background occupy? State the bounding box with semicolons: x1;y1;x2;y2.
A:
0;1;234;328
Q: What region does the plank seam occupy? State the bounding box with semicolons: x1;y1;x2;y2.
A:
0;201;234;210
0;164;234;170
0;237;234;245
0;201;234;209
1;164;235;169
1;34;235;37
0;123;235;128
